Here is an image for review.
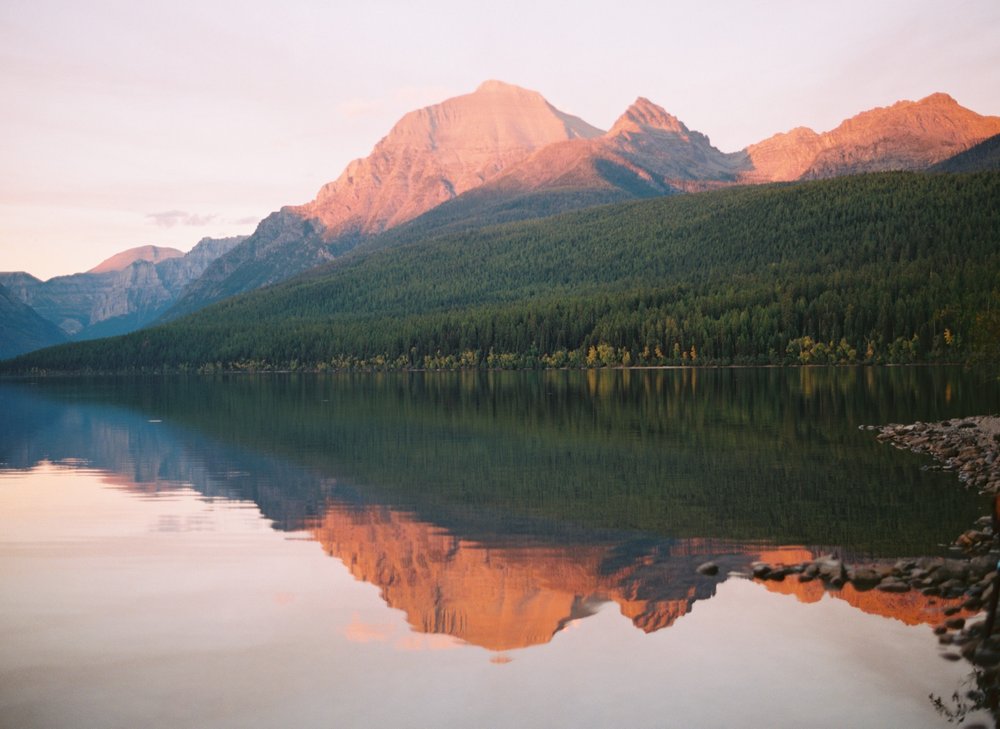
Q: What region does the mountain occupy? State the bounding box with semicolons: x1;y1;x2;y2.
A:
484;97;745;196
344;98;750;256
165;81;603;319
0;282;67;359
167;87;1000;322
743;93;1000;181
930;132;1000;173
7;172;998;372
88;245;183;273
0;235;243;347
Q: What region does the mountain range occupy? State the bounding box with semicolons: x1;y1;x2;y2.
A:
0;237;243;358
163;82;1000;319
3;81;1000;360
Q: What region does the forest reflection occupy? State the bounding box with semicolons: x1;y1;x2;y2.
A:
1;368;996;650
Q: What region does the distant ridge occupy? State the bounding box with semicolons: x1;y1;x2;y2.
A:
0;236;243;348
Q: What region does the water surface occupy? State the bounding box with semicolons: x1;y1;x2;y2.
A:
1;368;997;727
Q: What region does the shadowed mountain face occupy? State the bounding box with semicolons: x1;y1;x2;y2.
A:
0;236;243;347
1;369;985;652
930;133;1000;173
0;282;66;359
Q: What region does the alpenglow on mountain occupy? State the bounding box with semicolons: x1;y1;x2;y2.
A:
162;83;1000;322
166;81;603;318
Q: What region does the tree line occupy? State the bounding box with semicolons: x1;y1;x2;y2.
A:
4;171;998;373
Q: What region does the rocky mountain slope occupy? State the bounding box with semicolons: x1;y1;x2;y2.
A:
465;96;745;200
0;283;67;359
742;93;1000;181
0;236;243;345
164;81;603;319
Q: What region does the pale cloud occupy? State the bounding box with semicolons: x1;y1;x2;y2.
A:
146;210;217;228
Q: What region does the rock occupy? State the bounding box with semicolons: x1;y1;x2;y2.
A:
877;580;911;593
962;597;983;610
939;578;967;594
816;558;846;582
945;617;967;630
696;561;719;576
850;568;882;591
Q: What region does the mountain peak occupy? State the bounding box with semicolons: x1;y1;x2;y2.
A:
474;79;534;96
298;82;603;235
88;245;183;274
609;98;688;137
918;92;958;107
745;91;1000;182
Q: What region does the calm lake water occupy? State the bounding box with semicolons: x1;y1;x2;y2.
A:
2;367;999;728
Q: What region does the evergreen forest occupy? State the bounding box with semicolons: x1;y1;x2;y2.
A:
3;171;999;373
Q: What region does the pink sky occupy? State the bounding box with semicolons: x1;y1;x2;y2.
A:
2;0;998;280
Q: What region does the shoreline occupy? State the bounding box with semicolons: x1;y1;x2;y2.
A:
730;414;1000;669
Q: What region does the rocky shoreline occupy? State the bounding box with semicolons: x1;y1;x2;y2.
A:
699;415;1000;667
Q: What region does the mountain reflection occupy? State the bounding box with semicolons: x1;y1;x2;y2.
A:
0;370;993;651
310;502;974;650
311;501;798;650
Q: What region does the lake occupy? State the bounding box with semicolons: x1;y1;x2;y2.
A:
2;367;999;728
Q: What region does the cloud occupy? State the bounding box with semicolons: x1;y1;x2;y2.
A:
146;210;216;228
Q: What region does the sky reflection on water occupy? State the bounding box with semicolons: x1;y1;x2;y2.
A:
2;369;998;727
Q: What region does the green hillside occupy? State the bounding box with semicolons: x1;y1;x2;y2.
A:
4;172;999;373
